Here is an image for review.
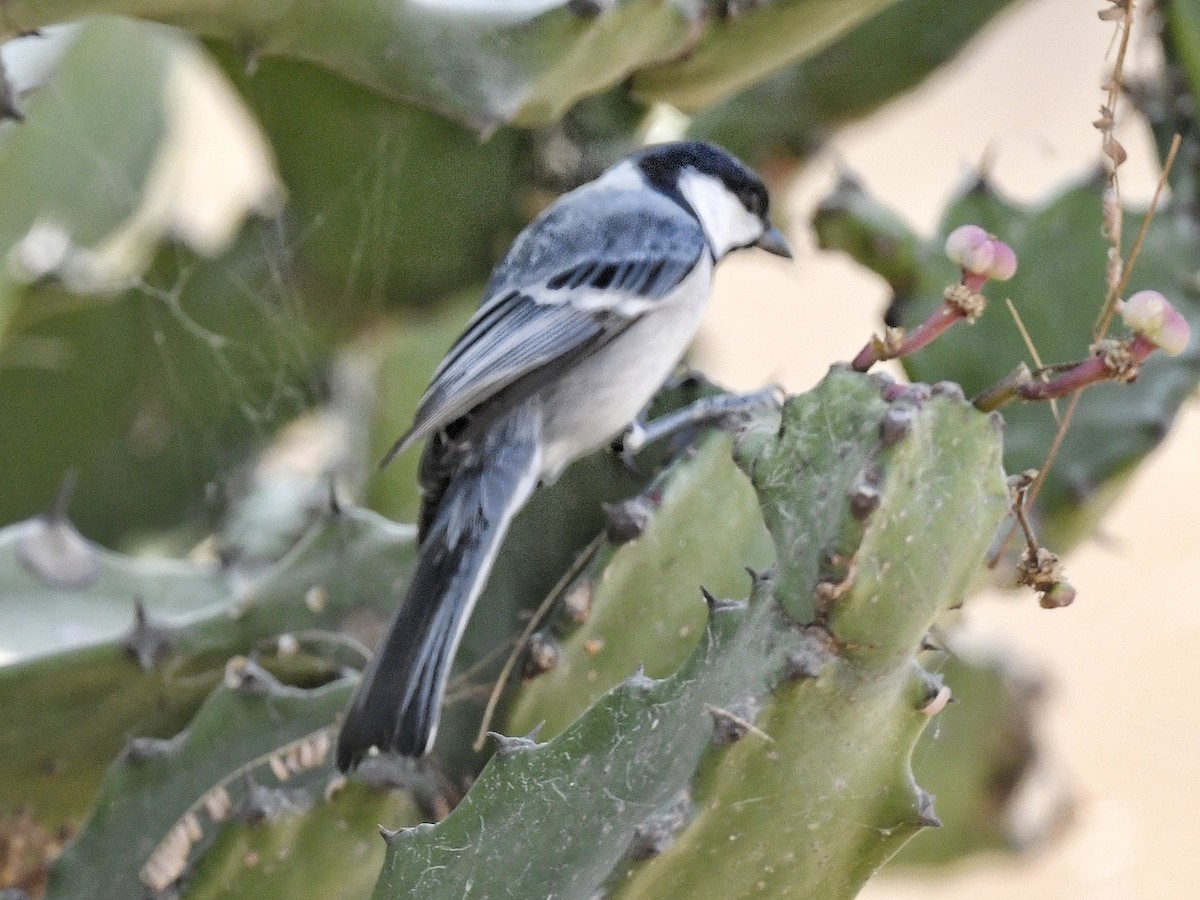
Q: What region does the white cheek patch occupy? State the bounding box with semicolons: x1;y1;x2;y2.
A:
678;168;763;258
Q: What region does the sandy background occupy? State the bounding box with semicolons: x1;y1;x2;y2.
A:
696;1;1200;897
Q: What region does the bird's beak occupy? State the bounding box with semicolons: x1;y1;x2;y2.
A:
754;225;792;259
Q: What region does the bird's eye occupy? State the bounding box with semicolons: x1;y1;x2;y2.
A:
741;187;766;218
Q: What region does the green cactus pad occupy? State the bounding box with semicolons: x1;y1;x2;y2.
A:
504;431;775;739
689;0;1019;167
184;780;421;900
0;18;332;543
0;503;416;830
613;369;1008;898
894;647;1060;866
372;367;1007;899
811;173;921;295
44;673;357;899
3;1;906;131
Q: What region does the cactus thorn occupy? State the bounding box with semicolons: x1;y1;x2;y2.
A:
629;790;693;859
628;663;654;690
562;580;593;623
17;474;100;589
119;735;178;765
233;773;310;823
782;631;835;681
488;723;543;755
566;0;615;17
879;406;915;445
914;787;942;828
523;631;561;678
603;495;653;544
848;469;882;520
121;597;178;671
223;656;282;694
930;380;965;400
899;383;932;403
700;585;742;615
915;668;946;708
743;565;774;592
706;701;771;746
378;822;432;844
920;684;953;717
868;371;896;393
323;475;344;517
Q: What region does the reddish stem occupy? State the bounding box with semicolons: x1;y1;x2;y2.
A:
850;341;880;372
962;272;988;293
1128;333;1158;360
897;305;967;356
1016;335;1155;402
1017;356;1108;400
851;305;966;372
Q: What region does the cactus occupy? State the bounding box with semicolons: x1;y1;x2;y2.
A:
815;173;1200;549
0;0;1041;544
5;368;1012;897
0;18;312;543
689;0;1019;167
894;646;1066;866
181;780;420;900
372;367;1008;898
46;669;357;899
4;2;1188;896
0;402;652;839
2;1;899;131
0;498;417;833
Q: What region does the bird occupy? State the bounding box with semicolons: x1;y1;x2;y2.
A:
336;140;791;770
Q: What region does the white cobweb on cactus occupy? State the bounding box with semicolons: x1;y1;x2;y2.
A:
0;21;385;539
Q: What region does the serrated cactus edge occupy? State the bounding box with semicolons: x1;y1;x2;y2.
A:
371;367;1008;899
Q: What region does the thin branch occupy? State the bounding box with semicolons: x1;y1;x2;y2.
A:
1006;297;1058;422
1093;133;1182;338
472;533;605;752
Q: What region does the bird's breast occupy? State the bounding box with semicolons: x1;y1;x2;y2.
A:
536;255;713;482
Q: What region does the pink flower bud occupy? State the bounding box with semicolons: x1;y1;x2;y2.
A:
1119;290;1191;356
985;239;1017;281
944;224;1017;281
944;225;990;271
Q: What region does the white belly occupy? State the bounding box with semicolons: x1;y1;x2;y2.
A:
536;255;713;481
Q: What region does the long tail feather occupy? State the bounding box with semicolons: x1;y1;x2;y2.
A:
336;408;541;769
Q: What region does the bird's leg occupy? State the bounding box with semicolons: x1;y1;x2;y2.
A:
614;385;782;469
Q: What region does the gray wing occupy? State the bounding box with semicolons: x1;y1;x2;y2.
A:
383;188;705;464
